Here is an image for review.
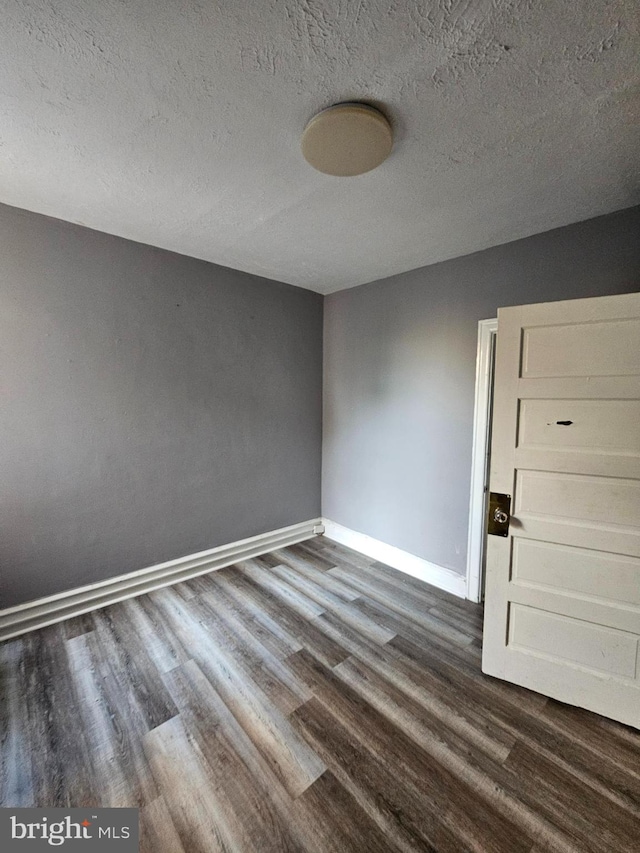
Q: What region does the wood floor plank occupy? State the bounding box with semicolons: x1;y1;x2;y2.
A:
162;662;303;852
427;603;484;639
343;558;453;610
0;639;33;806
277;541;340;572
353;595;482;664
187;571;302;666
172;580;197;601
90;606;178;731
215;566;349;668
292;697;450;853
237;559;326;620
307;537;376;570
502;740;640;852
264;549;360;600
202;568;304;658
370;558;475;607
283;537;335;571
121;595;192;675
61;612;95;640
188;584;312;715
326;547;476;618
329;564;477;647
266;561;397;645
334;651;519;770
20;624;98;807
66;632;159;808
386;628;547;715
294;769;406;853
139;796;187;853
143;716;243;853
541;698;640;777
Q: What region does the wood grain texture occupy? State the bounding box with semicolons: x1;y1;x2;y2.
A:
2;535;639;851
65;632;157;808
139;796;187;853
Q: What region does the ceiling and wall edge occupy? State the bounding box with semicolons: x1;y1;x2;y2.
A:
2;197;638;297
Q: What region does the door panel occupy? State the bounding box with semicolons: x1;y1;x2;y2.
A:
522;318;640;377
511;539;640;607
508;604;638;679
482;292;640;729
515;470;640;529
518;398;640;454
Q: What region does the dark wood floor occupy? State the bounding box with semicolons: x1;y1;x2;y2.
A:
2;536;640;852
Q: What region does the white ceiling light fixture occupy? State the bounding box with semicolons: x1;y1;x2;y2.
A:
301;103;393;177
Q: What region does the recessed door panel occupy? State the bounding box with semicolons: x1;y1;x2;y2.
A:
515;470;640;529
522;318;640;378
518;399;640;455
509;603;638;679
512;538;640;607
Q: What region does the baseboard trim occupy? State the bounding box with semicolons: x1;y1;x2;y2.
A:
0;518;322;642
321;519;467;599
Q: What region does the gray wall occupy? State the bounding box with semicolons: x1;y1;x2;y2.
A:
1;203;323;608
323;205;640;577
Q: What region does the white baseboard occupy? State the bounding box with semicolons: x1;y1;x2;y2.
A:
0;518;322;642
321;519;467;599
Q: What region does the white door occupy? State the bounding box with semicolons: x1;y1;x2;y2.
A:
482;291;640;729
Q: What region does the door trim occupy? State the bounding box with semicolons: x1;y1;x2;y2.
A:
466;318;498;603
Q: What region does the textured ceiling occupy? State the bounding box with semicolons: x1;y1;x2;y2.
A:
1;1;638;294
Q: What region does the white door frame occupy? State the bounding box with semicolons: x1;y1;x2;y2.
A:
466;318;498;603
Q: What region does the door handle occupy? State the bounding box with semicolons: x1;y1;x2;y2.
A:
488;492;511;537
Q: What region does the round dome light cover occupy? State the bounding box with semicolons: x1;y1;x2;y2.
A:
301;103;393;176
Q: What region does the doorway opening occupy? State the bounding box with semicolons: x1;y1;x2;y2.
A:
466;318;497;603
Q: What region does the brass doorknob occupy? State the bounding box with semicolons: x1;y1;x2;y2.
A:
488;492;511;536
